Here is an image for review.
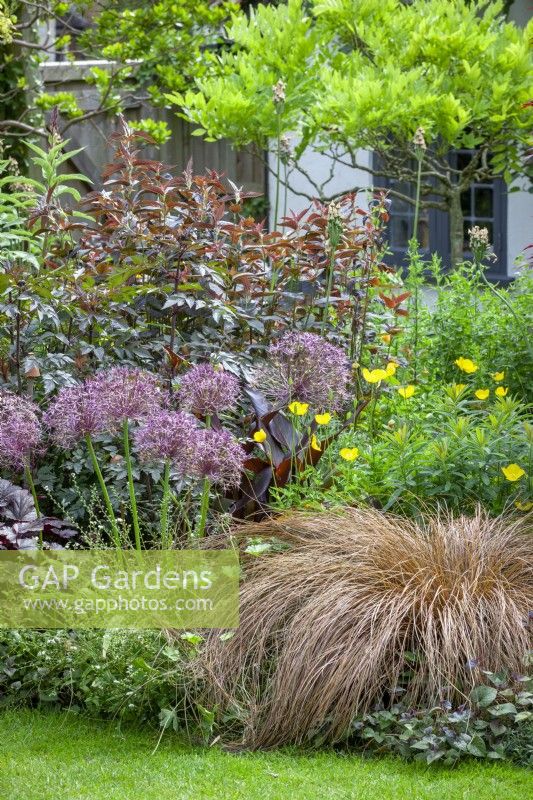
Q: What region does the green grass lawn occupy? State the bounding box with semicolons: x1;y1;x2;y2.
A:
1;709;531;800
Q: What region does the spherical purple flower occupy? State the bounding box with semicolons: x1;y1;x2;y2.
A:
134;410;200;473
191;428;246;489
88;367;165;428
0;390;42;470
44;382;108;448
258;332;350;411
178;363;239;417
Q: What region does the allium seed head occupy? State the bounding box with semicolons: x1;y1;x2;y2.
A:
191;428;246;489
258;332;350;411
44;382;108;448
88;367;165;427
178;364;239;417
0;390;42;470
134;410;200;473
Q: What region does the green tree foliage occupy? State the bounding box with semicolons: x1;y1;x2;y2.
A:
175;0;533;264
0;0;235;159
78;0;235;107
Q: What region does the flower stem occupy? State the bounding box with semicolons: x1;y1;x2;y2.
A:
85;434;121;549
412;155;423;242
321;246;336;336
24;462;41;549
196;477;211;539
274;109;281;229
123;419;141;552
160;459;171;549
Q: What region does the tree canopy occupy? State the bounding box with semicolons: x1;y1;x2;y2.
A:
174;0;533;263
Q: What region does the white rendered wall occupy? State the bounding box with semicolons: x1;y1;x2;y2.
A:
507;0;532;274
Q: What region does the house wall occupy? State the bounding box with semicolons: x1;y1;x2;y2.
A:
507;0;532;274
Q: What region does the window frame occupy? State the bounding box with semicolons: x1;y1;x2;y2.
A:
373;151;508;280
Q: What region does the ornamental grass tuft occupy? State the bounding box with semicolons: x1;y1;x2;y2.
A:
200;508;533;748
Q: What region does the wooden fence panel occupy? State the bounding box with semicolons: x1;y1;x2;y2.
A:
39;61;265;196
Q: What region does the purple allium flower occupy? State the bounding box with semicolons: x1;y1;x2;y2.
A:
191;428;246;489
258;332;350;411
134;410;200;473
88;367;165;428
44;382;108;448
178;363;239;417
0;390;42;470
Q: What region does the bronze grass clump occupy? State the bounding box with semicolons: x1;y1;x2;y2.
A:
201;508;533;748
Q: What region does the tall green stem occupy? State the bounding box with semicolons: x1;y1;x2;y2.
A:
412;155;422;242
24;462;41;549
321;246;336;336
195;414;212;539
85;434;121;549
273;110;281;230
122;419;141;551
160;459;171;549
196;477;211;539
409;156;423;384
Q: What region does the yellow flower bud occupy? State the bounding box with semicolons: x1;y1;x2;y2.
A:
495;386;508;398
315;412;332;425
474;389;489;400
253;429;267;443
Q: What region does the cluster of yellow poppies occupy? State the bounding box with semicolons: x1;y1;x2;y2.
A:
455;360;509;399
362;362;416;401
252;407;334;449
250;364;530;507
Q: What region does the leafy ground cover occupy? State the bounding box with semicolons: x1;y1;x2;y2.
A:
1;709;532;800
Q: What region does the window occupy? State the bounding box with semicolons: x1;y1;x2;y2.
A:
375;151;508;279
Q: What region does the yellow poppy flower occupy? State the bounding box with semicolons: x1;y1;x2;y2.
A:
381;333;391;344
362;367;388;383
315;412;332;425
455;357;478;374
492;371;505;382
288;401;309;416
253;429;267;443
515;500;533;512
495;386;508;398
385;362;397;377
398;385;415;399
339;447;359;461
475;389;490;400
501;464;525;482
310;434;321;452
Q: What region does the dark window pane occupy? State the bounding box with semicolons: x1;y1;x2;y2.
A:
474;187;493;218
463;220;471;249
457;152;472;171
391;196;412;214
460;191;471;215
417;218;430;249
390;217;411;248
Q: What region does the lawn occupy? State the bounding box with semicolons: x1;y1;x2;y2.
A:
1;710;531;800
